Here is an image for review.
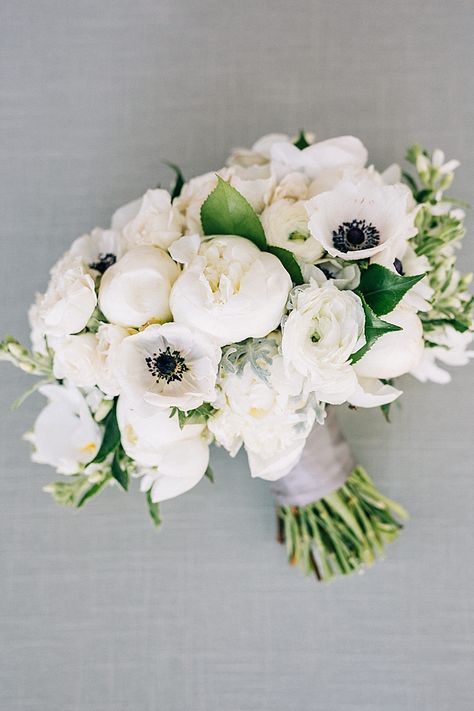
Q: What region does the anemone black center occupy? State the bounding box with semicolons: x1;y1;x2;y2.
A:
89;252;117;274
332;219;380;253
145;346;188;385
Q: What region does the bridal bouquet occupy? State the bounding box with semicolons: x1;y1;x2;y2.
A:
2;131;472;581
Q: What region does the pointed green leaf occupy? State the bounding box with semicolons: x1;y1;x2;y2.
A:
91;400;120;464
351;295;402;364
267;246;304;285
111;450;129;491
76;474;111;508
164;161;185;200
358;264;425;316
146;490;162;528
200;176;267;249
204;465;214;483
293;130;311;150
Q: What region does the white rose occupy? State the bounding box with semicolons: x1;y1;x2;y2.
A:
115;322;220;412
38;254;97;337
98;246;180;328
95;324;131;398
115;189;183;250
117;398;209;502
307;178;417;261
70;227;126;275
260;199;324;262
354;306;424;379
169;235;292;347
281;281;365;405
208;352;315;481
53;332;100;388
173;172;218;234
25;383;101;474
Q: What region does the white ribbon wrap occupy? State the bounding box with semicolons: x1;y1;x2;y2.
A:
270;408;355;507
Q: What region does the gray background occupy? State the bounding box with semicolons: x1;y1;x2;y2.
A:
1;1;473;709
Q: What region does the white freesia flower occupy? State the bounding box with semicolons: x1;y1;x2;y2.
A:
53;332;100;388
98;246;180;328
208;352;315;481
260;199;324;262
25;383;101;474
307;178;417;261
271;135;368;179
95;324;131;398
281;281;365;404
70;227;126;275
115;322;220;412
173;172;218;234
38;253;97;337
169;235;292;347
354;306;424;379
347;376;403;408
117;398;209;502
411;327;474;384
116;189;183;250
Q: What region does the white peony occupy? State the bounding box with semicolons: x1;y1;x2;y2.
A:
95;324;131;398
70;227;126;275
38;253;97;337
208;348;315;481
307;178;417;261
260;199;324;262
52;332;100;388
25;383;101;474
115;189;183;250
117;398;209;502
411;327;474;384
115;322;220;412
98;245;180;328
354;306;424;379
169;235;292;347
281;281;365;405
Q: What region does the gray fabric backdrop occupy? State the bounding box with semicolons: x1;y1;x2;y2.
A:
1;1;473;709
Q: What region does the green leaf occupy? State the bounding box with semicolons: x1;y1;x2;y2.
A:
111;449;129;491
358;264;425;316
200;176;267;250
293;130;311;150
350;295;402;364
170;402;216;429
402;171;418;194
164;161;185;200
267;246;304;285
91;400;120;464
146;490;162;528
76;474;111;508
422;316;470;333
204;465;214;483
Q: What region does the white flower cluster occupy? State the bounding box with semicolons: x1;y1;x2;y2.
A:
10;131;471;510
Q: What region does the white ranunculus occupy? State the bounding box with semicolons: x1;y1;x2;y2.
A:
117;398;209;502
410;327;474;384
208;349;315;481
116;189;183;250
70;227;126;275
260;199;324;262
98;246;180;328
347;376;403;408
227;133;292;167
53;333;100;388
25;383;101;474
307;178;417;261
38;254;97;337
115;322;220;412
169;235;292;347
223;164;275;213
354;306;424;379
281;281;365;404
95;324;131;398
269;171;310;203
271;135;368;180
173;172;218;234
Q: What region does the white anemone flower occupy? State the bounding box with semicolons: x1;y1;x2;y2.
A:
117;398;209;502
25;383;101;474
115;322;221;412
307;178;417;261
70;227;126;275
